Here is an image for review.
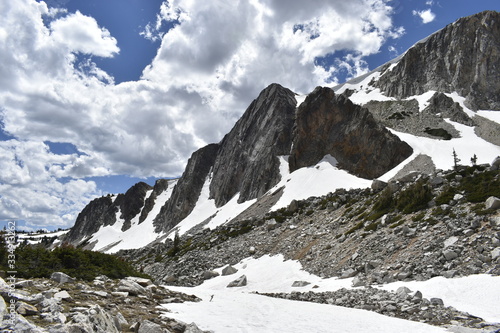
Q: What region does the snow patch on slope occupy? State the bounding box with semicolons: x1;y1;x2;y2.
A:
271;155;372;211
89;180;178;253
170;175;257;237
477;110;500;123
162;255;490;333
379;275;500;323
386;120;500;173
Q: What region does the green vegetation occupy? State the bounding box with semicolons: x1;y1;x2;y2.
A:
0;241;148;281
396;179;433;214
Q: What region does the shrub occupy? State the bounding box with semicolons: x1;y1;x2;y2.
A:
11;244;148;281
396;179;433;214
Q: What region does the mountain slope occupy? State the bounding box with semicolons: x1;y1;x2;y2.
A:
64;11;500;254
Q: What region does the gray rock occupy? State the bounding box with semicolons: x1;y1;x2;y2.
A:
125;276;153;287
371;180;388;192
443;249;458;261
396;286;412;299
490;156;500;170
221;265;238;276
138;320;167;333
430;298;444;306
292;281;311;287
491;247;500;261
341;268;358;279
50;272;75;284
184;322;206;333
117;279;150;296
485;196;500;210
16;301;39;316
114;312;129;330
111;291;129;298
70;305;119;333
351;277;365;287
266;219;279;231
227;275;247;288
54;290;72;301
202;270;220;280
430;176;445;186
15;280;34;289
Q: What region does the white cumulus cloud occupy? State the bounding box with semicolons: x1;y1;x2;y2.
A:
413;8;436;24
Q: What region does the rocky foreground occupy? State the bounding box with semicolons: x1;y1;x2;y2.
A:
0;272;207;333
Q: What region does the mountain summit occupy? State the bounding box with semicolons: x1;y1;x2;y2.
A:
64;11;499;252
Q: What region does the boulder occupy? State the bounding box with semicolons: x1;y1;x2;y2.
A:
491;247;500;261
371;180;388;192
485;196;500;210
351;277;365;288
54;290;72;301
117;279;150;296
227;275;247;288
16;301;38;316
443;249;458;261
202;271;220;280
138;320;167;333
490;156;500;170
114;312;129;330
125;276;153;287
292;281;311;287
221;265;238;276
50;272;75;284
70;305;119;333
184;322;206;333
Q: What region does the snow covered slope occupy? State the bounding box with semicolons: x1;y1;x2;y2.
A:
162;255;500;333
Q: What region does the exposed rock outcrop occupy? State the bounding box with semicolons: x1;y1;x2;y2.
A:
139;179;170;224
64;196;116;245
154;144;220;233
289;87;413;179
375;11;500;110
115;182;153;231
209;83;297;206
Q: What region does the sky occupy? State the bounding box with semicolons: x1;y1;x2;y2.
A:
1;0;499;231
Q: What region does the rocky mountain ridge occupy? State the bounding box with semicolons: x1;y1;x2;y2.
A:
65;11;500;251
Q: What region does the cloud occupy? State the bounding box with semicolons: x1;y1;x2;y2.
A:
0;140;101;227
0;0;404;227
50;11;119;57
413;9;436;24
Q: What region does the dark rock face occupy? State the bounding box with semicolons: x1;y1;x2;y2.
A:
289;87;413;179
65;196;116;244
376;11;500;110
363;98;461;140
114;182;153;231
66;181;162;244
139;179;170;224
423;92;474;126
209;83;297;206
154;144;220;233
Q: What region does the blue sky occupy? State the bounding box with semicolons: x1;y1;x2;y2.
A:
1;0;499;231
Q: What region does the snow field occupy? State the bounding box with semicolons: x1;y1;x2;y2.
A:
161;255;500;333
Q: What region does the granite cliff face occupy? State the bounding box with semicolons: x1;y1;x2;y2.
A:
153;144;219;233
375;11;500;111
209;83;297;206
289;87;413;179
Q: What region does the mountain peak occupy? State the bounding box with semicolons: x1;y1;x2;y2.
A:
375;10;500;110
